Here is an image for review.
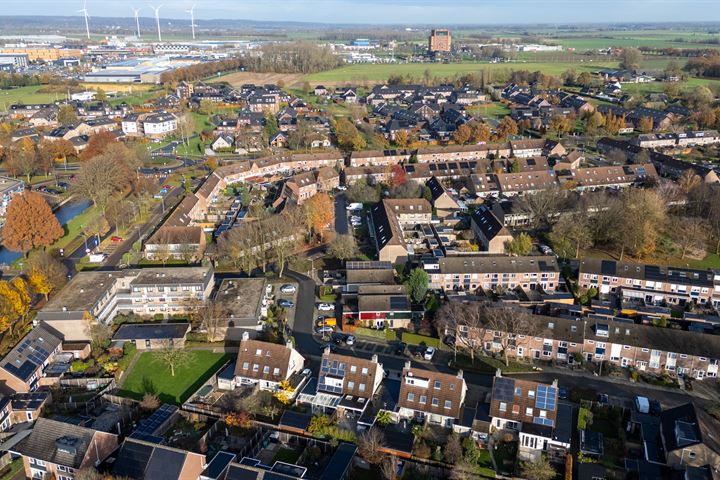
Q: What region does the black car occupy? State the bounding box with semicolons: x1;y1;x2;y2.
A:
443;335;456;348
319;343;337;352
394;342;407;356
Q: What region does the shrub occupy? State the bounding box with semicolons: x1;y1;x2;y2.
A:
414;442;431;459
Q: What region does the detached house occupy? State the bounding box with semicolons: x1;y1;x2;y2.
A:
15;417;119;479
397;362;467;427
233;336;305;392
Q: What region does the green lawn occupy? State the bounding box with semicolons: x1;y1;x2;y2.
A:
118;350;231;404
467;102;511;120
303;61;620;85
0;85;65;109
51;204;101;252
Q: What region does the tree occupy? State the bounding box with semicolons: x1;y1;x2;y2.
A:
82;215;110;246
27;250;67;294
495;116;518;140
670;216;709;259
514;186;567;230
304;193;334;240
619;47;642;70
5;140;38;182
444;433;463;464
437;302;488;363
80;131;117;161
394;129;409;148
375;410;393;427
685;85;714;110
520;456;557;480
328;234;358;261
274;379;296;405
405;268;429;303
584;111;605;136
3;192;63;256
154;340;190;376
57;105;78;125
72;151;133;214
140;393;161;411
485;307;538;366
390;164;407;187
549;213;592;258
176;112;195;148
637;116;654;134
504;232;532;256
614;189;666;260
548;115;572;137
380;455;399;480
346;179;379;204
86;322;113;350
452;124;472;145
469;122;492;143
0;279;31;335
27;269;52;300
334;117;366;151
358;428;386;465
194;300;228;342
604;112;626;136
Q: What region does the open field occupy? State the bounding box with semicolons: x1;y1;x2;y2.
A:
303;60;621;86
549;29;720;50
211;71;305;88
0;85;65;108
118;350;231;405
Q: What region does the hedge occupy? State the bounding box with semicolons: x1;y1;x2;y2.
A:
401;332;441;348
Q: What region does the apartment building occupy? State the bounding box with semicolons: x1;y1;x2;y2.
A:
348;149;412;167
34;267;215;341
143;113;178;138
578;258;718;307
428;29;452;53
397;362;467;427
457;311;720;380
423;255;560;293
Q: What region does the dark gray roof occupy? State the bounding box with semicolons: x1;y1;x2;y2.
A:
202;451;236;479
113;323;190;341
319;443;357;480
1;324;63;382
471;205;510;241
113;438;195;479
16;418;115;469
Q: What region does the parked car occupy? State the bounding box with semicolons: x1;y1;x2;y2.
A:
110;236;123;242
443;335;456;348
277;299;295;308
346;202;363;211
315;326;334;335
317;303;334;311
280;284;296;294
558;387;569;400
424;347;436;361
319;343;337;352
395;342;407;355
345;335;355;346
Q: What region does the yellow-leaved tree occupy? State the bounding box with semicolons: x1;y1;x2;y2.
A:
273;379;296;405
28;270;52;301
0;278;32;335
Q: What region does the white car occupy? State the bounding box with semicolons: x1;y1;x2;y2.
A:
350;216;362;222
337;185;347;191
345;335;355;346
347;202;363;211
424;347;436;361
280;284;296;294
317;303;334;311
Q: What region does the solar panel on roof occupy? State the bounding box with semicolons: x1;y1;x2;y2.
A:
535;385;557;411
145;447;186;480
493;377;515;402
113;440;154;478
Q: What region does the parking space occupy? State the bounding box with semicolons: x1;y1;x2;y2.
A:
267;280;299;328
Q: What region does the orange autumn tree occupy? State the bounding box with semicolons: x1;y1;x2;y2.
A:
3;192;63;256
304;193;334;241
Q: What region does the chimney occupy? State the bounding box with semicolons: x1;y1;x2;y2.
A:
457;369;464;380
324;346;331;355
286;339;294;350
241;331;250;341
404;360;411;370
371;354;378;364
495;368;502;378
552;378;559;388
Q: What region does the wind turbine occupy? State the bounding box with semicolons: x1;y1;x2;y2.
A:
78;0;90;40
186;4;197;40
131;6;142;38
149;4;163;42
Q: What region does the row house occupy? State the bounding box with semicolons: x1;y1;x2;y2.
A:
348;149;412;167
470;205;513;254
74;117;116;136
490;373;572;460
397;362;467;427
274;167;340;207
415;143;511;163
495;170;558;196
578;258;718;307
632;130;720;149
458;311;720;380
423;255;561;293
0;323;63;394
342;285;412;329
510;139;566;158
558;163;658;191
369;199;431;264
303;349;384;417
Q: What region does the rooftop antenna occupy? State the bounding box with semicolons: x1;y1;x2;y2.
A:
186;4;196;40
131;6;142;38
78;0;91;40
149;4;163;42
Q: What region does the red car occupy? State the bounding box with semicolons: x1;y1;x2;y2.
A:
111;236;123;242
163;185;172;189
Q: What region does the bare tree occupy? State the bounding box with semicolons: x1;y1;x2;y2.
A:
670;216;709;259
196;300;228;342
485;307;539;366
328;234;359;261
154;340;190;377
437;301;489;364
357;427;386;465
514;186;567;230
380;455;399;480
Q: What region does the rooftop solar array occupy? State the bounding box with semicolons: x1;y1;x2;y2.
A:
535;385;557;411
533;416;555;427
113;440;154;478
129;404;177;443
492;377;516;402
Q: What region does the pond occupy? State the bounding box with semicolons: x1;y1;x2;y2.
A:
0;198;92;265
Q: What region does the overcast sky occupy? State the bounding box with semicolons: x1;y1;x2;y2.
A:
4;0;720;24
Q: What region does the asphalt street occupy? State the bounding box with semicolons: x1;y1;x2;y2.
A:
334;192;348;235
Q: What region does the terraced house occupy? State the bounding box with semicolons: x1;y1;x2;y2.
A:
578;258;719;307
423;255;560;293
397;362;467;427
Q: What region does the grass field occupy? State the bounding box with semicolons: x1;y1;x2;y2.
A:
118;350;231;404
551;30;720;50
0;85;64;108
303;60;620;86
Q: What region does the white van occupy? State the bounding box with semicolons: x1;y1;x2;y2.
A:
347;202;363;211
